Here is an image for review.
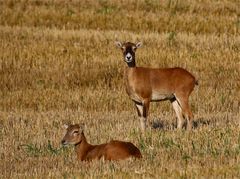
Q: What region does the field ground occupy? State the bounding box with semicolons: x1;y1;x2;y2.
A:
0;0;240;178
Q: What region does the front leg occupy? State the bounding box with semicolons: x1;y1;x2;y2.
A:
135;99;150;132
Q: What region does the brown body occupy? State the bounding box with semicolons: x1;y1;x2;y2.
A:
116;42;198;131
61;124;142;161
125;67;196;103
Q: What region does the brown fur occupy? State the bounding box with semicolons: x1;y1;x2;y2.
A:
116;41;198;131
61;124;142;161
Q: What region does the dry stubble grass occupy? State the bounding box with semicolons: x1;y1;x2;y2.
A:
0;0;240;178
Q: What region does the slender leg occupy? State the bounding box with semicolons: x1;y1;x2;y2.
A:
135;99;150;132
135;103;146;132
143;99;150;119
135;103;142;117
140;117;147;132
171;99;184;129
175;94;193;130
185;104;193;130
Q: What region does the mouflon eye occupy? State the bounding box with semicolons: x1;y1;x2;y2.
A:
72;130;79;135
132;46;137;51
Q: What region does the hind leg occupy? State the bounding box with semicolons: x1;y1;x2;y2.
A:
185;104;193;130
175;94;193;130
171;99;184;129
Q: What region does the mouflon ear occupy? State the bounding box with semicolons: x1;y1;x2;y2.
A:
63;124;69;129
135;42;142;48
115;41;123;48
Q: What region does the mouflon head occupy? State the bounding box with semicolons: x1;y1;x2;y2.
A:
116;41;142;67
61;124;84;146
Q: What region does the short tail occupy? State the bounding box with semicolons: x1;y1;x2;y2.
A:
195;80;199;86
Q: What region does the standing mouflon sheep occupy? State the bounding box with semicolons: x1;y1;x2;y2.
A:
116;41;198;131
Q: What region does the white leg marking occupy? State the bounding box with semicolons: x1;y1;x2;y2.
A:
186;116;192;130
135;103;143;116
172;100;184;129
140;117;146;132
135;104;146;131
175;95;193;130
174;95;182;109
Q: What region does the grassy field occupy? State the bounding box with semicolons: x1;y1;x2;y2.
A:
0;0;239;178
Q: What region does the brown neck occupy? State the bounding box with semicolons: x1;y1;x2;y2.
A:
74;133;92;161
124;65;136;74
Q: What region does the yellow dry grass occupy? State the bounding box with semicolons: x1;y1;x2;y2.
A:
0;0;240;178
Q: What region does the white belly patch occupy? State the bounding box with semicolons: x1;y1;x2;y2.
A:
129;93;142;103
151;91;174;101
